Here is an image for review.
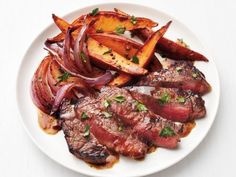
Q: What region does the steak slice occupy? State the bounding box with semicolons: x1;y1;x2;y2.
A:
60;101;117;165
98;87;184;149
129;87;206;122
136;61;211;95
75;97;148;159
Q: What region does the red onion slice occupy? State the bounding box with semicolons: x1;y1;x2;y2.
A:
45;48;113;86
31;56;54;114
51;82;91;114
63;28;81;73
73;23;92;73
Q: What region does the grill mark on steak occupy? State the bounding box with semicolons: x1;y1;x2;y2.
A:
60;101;117;165
75;98;148;159
129;87;206;122
136;61;211;95
98;87;184;149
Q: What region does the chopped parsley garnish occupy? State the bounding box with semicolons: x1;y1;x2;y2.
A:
159;127;176;137
81;112;89;120
176;67;183;72
57;72;71;83
192;72;198;79
103;100;111;108
118;125;123;131
102;111;112;118
158;92;171;104
114;96;126;103
176;96;186;104
38;76;42;81
90;8;99;16
136;101;148;112
96;28;103;33
115;26;126;34
80;51;87;63
103;48;112;55
83;125;90;137
130;15;137;25
131;56;139;64
176;38;189;48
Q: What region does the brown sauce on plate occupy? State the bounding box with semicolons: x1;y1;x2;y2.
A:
38;110;60;135
88;154;119;170
181;121;196;137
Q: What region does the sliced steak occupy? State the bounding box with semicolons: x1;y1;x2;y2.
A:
98;87;184;149
136;61;211;95
129;87;206;122
60;101;117;165
75;97;148;159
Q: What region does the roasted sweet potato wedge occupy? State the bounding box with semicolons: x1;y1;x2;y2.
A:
133;27;209;62
89;33;162;70
48;14;83;43
114;8;209;62
109;22;171;86
49;12;157;43
52;14;71;33
90;33;140;58
88;11;158;33
87;37;148;75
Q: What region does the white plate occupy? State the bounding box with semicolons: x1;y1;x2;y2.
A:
16;3;220;177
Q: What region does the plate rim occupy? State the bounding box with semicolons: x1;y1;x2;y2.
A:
16;2;220;177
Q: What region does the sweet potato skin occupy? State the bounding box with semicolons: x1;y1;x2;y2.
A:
89;11;158;33
109;22;171;86
90;33;141;59
90;33;162;70
134;28;209;62
114;8;209;62
87;37;148;76
49;12;157;43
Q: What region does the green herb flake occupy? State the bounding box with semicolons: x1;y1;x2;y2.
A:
102;111;112;118
114;96;126;103
103;48;112;55
118;125;123;131
83;125;90;137
176;38;189;48
159;127;176;137
96;28;103;33
57;72;71;83
90;8;99;16
158;92;171;104
131;56;139;64
130;15;137;25
136;101;148;112
80;51;87;63
115;26;126;34
103;100;111;108
38;76;42;81
81;112;89;120
176;67;183;72
192;72;198;79
176;96;186;104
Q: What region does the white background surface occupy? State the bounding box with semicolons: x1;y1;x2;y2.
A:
0;0;235;177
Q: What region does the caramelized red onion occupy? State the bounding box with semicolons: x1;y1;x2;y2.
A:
46;48;113;86
63;28;81;73
31;56;55;114
74;22;92;73
46;60;62;95
51;82;91;114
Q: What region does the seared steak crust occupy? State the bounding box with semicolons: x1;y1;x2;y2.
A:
60;101;116;165
98;87;184;148
136;61;211;95
130;87;206;122
75;98;148;159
